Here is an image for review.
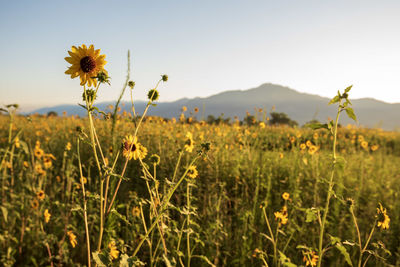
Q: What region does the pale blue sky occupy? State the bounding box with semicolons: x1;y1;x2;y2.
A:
1;0;400;111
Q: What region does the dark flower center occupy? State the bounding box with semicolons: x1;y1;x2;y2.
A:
80;56;96;73
124;142;137;152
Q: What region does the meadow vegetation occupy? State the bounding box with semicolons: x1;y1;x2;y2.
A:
0;45;399;266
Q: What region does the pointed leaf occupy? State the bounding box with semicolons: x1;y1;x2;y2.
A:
329;95;340;105
344;85;353;93
345;108;357;122
335;243;353;266
306;123;329;130
92;251;109;267
0;206;8;223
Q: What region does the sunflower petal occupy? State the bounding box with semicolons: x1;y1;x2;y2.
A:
64;57;77;64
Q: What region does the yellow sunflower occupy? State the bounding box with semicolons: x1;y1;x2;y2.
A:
184;132;194;152
122;135;148;160
376;203;390;230
108;240;119;260
67;231;77;248
65;44;107;87
187;165;198;179
303;251;318;266
282;192;290;201
44;209;51;223
37;190;46;200
274;205;288;226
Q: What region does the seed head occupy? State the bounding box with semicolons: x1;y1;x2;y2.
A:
147;89;159;101
83;89;97;103
128;81;135;89
96;71;110;85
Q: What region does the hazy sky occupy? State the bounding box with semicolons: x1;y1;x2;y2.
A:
1;0;400;111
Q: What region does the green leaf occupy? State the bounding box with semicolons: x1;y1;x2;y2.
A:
162;254;174;267
78;103;88;110
119;254;145;266
329;235;341;245
19;140;29;155
329;95;340;105
306;123;329;130
0;206;8;223
335;243;353;266
345;108;357;122
92;251;109;267
305;208;318;223
110;208;131;225
191;255;216;267
278;251;297;267
344;85;353;93
296;245;311;251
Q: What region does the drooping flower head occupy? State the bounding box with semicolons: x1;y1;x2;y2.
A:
65;44;107;87
376;203;390;230
303;251;319;266
274;205;288;226
44;209;51;223
67;231;77;248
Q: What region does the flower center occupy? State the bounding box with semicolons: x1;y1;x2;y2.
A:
124;142;137;152
80;56;96;73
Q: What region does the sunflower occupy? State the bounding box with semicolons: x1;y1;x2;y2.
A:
122;135;147;160
65;44;107;87
371;144;379;152
132;206;141;217
274;205;288;226
67;231;77;248
282;192;290;201
376;203;390;230
303;251;318;266
44;209;51;223
308;145;319;155
31;199;39;210
34;146;44;159
187;165;198;179
65;142;72;151
184;132;194;152
37;190;45;200
108;241;119;260
361;141;368;150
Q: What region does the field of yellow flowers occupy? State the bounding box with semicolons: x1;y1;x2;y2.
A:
0;44;399;266
1;111;399;266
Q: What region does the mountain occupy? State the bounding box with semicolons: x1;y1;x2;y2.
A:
30;83;400;130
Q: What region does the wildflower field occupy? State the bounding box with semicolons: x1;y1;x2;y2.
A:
1;45;399;266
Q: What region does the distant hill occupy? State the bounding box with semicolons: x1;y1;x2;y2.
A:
30;83;400;130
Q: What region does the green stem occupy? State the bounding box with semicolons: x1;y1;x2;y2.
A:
132;156;199;257
83;85;104;253
186;181;191;267
77;139;91;267
317;101;341;267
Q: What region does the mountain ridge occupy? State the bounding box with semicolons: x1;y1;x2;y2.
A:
29;83;400;130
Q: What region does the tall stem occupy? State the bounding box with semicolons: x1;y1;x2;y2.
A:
83;86;104;252
186;181;191;267
317;101;341;267
77;139;91;267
